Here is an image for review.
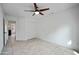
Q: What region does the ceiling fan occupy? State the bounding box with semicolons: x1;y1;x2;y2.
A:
24;3;50;16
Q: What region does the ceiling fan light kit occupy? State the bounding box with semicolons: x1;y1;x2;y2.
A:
24;3;50;16
35;11;39;15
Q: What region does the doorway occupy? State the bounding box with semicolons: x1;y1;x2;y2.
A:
8;21;16;42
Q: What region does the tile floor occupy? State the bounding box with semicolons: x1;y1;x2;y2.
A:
1;38;75;55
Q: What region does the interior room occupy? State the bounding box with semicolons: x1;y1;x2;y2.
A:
0;3;79;55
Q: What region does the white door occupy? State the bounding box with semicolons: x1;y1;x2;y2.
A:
3;18;8;46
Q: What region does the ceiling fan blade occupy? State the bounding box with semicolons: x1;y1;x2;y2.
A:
24;10;35;12
39;8;49;11
32;13;35;16
33;3;38;10
39;12;44;15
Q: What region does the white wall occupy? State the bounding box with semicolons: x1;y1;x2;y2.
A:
16;17;37;40
37;5;79;50
0;4;4;53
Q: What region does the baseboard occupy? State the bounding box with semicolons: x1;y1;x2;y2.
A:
30;37;39;39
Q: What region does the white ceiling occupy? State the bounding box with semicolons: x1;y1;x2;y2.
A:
2;3;79;17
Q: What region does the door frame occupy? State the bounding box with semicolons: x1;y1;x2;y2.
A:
3;17;5;46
